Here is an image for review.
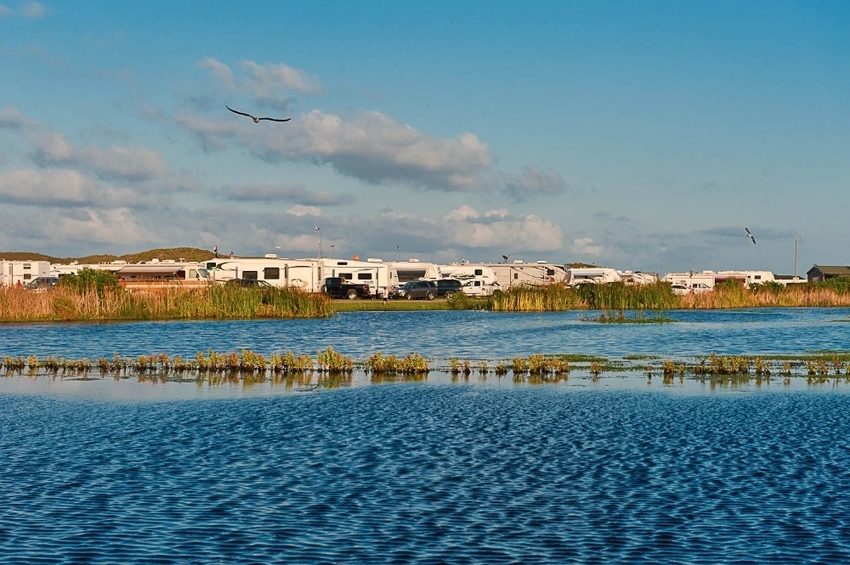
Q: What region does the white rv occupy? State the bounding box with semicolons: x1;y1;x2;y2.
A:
440;263;498;286
205;256;324;292
386;259;443;284
567;267;622;286
320;258;397;297
714;271;776;287
617;271;659;285
485;261;569;289
0;260;51;287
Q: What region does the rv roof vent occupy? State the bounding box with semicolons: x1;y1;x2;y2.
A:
536;260;547;264
409;258;420;263
164;259;176;263
264;254;277;259
513;260;524;264
151;258;160;263
367;258;382;263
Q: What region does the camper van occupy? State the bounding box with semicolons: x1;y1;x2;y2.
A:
440;263;498;285
460;278;501;297
661;271;716;291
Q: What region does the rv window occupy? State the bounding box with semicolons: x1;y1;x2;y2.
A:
340;273;352;280
189;269;199;279
264;267;280;280
23;274;32;280
23;264;31;269
474;269;483;276
243;271;258;280
357;273;373;281
514;273;518;280
547;269;555;276
206;262;217;269
754;275;761;280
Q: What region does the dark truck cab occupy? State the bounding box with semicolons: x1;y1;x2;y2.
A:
321;277;373;299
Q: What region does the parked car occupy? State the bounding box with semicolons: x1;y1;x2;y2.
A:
396;280;437;300
434;278;462;298
225;278;272;288
24;276;60;290
671;283;712;296
322;277;373;299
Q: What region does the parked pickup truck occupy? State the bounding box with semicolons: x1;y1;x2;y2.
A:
321;277;373;299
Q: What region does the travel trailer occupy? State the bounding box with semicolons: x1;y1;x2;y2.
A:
440;263;498;286
567;267;622;286
205;256;324;292
617;271;659;285
0;260;50;287
713;271;775;287
485;261;570;289
116;262;212;291
386;260;443;284
320;258;396;297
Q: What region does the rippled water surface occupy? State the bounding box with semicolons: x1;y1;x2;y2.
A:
3;386;850;563
3;310;850;563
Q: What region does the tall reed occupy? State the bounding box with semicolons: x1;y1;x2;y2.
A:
0;285;333;321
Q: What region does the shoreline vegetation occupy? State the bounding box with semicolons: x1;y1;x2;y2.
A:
3;277;850;322
3;348;850;387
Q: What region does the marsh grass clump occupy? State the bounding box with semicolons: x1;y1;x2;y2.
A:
316;346;353;374
492;285;585;312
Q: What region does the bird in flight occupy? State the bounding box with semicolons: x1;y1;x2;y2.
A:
745;227;756;245
226;105;291;123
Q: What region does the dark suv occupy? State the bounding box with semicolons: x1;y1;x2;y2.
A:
396;280;437;300
434;278;462;298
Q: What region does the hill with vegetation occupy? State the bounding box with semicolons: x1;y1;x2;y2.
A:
0;247;214;264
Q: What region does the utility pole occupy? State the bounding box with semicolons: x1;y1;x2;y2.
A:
794;235;803;279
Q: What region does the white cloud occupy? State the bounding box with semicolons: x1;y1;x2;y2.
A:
441;205;563;252
499;164;568;202
0;4;14;17
571;237;606;257
197;57;234;89
221;182;355;206
286;205;321;217
240;60;321;96
29;131;169;180
0;105;36;129
0;168;148;208
177;109;494;191
20;0;46;18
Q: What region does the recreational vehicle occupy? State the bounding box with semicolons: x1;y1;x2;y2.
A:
116;262;212;291
485;261;569;289
386;259;443;284
440;263;498;286
567;267;622;286
205;256;324;292
320;258;396;297
0;260;51;287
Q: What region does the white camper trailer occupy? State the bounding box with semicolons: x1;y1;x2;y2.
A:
116;262;212;291
567;267;622;286
386;260;443;284
440;263;498;285
320;258;396;297
486;261;569;289
205;256;324;292
0;260;51;287
661;271;716;290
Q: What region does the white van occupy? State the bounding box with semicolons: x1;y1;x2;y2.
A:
461;278;501;297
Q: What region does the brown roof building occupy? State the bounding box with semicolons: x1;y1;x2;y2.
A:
806;265;850;283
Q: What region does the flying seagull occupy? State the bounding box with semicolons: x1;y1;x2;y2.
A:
745;227;756;245
226;105;291;123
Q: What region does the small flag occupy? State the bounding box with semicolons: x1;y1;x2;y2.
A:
314;226;320;232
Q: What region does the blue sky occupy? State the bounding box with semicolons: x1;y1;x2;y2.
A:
1;0;847;275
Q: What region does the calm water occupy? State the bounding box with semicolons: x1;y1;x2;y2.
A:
1;307;848;360
3;309;850;563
